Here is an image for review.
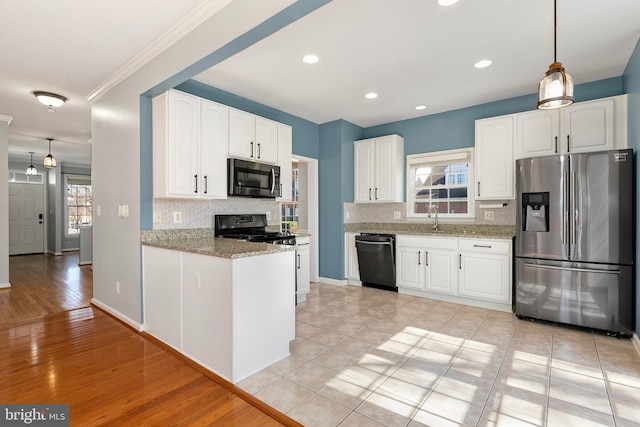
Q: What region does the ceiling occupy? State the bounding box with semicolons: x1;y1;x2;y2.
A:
2;0;640;169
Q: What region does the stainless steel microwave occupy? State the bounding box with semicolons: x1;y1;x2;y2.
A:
228;158;281;198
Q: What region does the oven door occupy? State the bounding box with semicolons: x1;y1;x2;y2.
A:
228;158;280;198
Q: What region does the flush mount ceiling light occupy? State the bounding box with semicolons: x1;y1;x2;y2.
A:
365;92;378;99
537;0;574;109
33;91;67;111
437;0;459;6
302;54;319;64
474;59;492;69
43;138;57;169
26;152;38;176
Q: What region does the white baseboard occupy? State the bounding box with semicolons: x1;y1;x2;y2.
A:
632;332;640;358
0;282;10;289
62;248;79;252
317;277;348;286
91;298;143;331
47;250;63;256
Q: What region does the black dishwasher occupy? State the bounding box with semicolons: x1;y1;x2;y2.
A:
355;233;397;292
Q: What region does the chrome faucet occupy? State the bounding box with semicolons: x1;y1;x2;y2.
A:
430;206;439;231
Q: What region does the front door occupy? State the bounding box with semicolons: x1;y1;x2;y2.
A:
9;182;45;255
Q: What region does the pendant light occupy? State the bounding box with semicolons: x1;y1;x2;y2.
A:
43;138;57;168
537;0;574;109
26;152;38;176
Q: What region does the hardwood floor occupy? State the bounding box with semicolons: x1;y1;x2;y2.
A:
1;252;301;426
2;252;93;323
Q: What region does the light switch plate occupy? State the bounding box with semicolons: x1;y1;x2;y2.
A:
266;211;272;221
173;211;182;224
394;211;401;219
153;210;162;223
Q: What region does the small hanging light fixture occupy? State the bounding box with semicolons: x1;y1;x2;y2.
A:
537;0;574;109
43;138;57;168
26;152;38;176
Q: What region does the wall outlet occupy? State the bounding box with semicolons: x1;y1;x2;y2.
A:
394;211;401;220
153;210;162;223
115;281;121;294
173;211;182;224
194;272;201;289
345;211;350;220
266;211;272;221
484;210;494;220
118;204;129;217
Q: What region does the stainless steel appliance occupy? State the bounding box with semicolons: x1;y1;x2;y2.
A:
214;214;295;245
355;233;397;292
515;149;633;336
228;159;281;198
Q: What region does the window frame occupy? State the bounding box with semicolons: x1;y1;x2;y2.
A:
406;148;475;220
64;174;92;237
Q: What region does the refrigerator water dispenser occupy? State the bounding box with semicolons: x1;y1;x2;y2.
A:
522;192;549;232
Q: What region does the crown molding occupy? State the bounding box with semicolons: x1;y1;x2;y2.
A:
0;114;14;125
87;0;232;103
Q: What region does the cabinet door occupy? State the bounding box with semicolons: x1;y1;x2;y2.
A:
396;246;423;290
459;252;510;303
424;249;456;295
515;109;560;159
255;116;278;164
200;100;228;199
375;136;399;202
143;246;182;350
277;124;292;201
345;232;360;280
168;91;200;196
475;116;514;199
562;98;614;153
354;140;375;202
228;108;255;160
296;244;310;298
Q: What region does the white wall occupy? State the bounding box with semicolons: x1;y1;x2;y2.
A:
90;0;295;324
0;117;11;287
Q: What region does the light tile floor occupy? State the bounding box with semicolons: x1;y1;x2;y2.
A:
238;283;640;426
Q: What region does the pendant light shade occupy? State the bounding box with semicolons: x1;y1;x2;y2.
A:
26;152;38;176
537;0;574;109
44;138;57;168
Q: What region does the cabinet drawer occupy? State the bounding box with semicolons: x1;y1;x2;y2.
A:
397;235;456;250
458;239;510;254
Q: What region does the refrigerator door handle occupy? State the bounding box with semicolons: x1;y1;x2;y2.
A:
524;262;620;275
570;170;576;248
561;171;568;245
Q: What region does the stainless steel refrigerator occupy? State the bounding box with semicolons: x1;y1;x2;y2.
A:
515;149;634;336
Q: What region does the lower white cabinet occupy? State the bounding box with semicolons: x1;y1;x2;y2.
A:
396;235;512;311
344;232;360;282
142;245;295;383
296;236;310;303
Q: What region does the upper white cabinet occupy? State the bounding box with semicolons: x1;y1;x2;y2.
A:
153;90;228;199
228;108;278;164
515;95;627;159
354;134;404;203
277;123;293;201
475;116;515;200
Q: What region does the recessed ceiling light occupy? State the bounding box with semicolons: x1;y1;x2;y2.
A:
437;0;459;6
365;92;378;99
414;105;427;111
475;60;492;69
302;54;319;64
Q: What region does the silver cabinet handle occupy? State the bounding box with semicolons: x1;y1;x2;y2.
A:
425;251;429;266
203;175;208;194
194;175;198;193
369;188;372;200
477;182;481;197
258;143;261;159
554;136;558;153
250;141;254;158
297;254;301;269
459;254;462;269
375;188;378;200
418;251;421;265
473;244;492;248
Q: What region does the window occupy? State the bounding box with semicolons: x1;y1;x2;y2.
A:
407;148;475;218
65;175;92;236
281;162;299;232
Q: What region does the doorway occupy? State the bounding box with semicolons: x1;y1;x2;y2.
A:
9;182;45;255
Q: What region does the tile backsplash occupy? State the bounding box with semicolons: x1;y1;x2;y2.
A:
344;200;516;226
152;198;280;229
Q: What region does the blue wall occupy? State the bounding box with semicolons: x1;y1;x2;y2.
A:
623;37;640;332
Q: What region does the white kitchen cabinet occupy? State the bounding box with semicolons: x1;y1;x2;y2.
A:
354;134;404;203
396;236;456;294
344;232;360;282
228;108;278;164
277;123;293;201
296;236;310;303
458;239;511;304
515;95;627;159
152;90;228;199
475;115;515;199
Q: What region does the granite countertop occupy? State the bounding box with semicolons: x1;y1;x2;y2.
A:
345;223;515;240
140;229;295;259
